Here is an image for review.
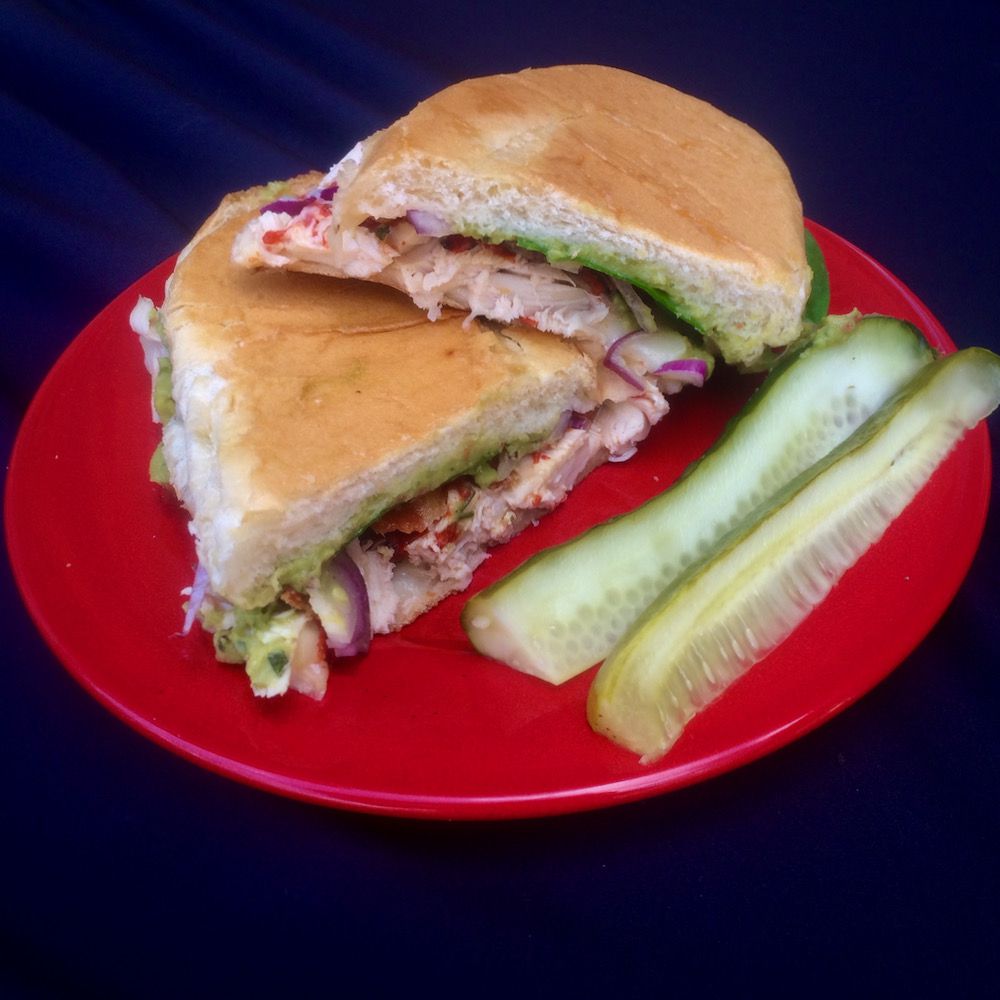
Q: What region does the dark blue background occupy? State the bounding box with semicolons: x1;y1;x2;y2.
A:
2;2;997;995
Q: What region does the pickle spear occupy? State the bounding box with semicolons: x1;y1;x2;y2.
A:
588;347;1000;762
463;315;935;683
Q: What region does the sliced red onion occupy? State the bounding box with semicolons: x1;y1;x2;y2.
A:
315;549;372;657
602;330;646;391
654;358;709;387
260;181;338;216
181;563;210;637
260;196;314;216
552;410;595;437
406;209;451;237
611;278;657;333
549;409;574;442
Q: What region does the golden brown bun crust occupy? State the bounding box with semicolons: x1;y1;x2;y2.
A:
160;177;594;603
339;65;807;301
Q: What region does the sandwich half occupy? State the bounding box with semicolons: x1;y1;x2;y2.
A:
232;65;811;367
134;176;691;699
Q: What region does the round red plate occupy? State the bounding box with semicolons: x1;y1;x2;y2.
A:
5;221;993;819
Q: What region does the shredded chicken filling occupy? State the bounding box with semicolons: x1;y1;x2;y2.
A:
245;208;631;353
347;389;668;634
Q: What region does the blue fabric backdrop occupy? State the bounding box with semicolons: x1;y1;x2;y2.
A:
2;2;997;995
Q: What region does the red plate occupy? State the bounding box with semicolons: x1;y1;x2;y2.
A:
5;221;993;819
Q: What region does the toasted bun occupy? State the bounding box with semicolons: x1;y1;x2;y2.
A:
332;65;810;364
160;176;596;606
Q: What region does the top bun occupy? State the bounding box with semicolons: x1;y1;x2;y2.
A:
332;65;811;364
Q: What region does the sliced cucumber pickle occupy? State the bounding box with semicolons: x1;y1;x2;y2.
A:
462;315;935;683
589;347;1000;762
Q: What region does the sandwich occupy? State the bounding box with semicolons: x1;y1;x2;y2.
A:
231;64;812;368
134;175;693;699
138;66;814;701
